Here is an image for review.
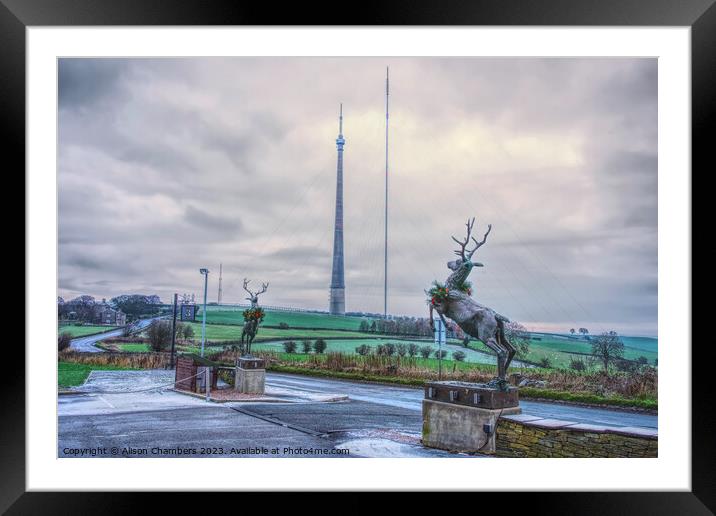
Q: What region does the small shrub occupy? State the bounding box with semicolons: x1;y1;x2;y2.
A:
355;344;371;356
58;332;72;352
383;343;396;356
419;345;432;359
434;349;448;360
279;322;289;329
452;350;466;362
539;357;552;368
301;340;313;354
314;338;327;354
283;340;297;353
569;357;586;371
182;324;194;341
462;337;470;348
396;343;407;357
407;343;419;357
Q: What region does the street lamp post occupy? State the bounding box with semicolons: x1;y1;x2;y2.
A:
199;268;209;357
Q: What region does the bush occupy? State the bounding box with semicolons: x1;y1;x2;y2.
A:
462;337;470;348
569;357;586;371
147;320;173;351
301;340;313;354
419;345;432;359
452;350;466;362
383;343;396;356
182;324;194;341
355;344;371;356
539;357;552;368
396;343;407;357
283;341;297;353
279;322;289;329
313;338;327;354
434;349;448;360
615;359;638;373
58;332;72;352
407;343;419;357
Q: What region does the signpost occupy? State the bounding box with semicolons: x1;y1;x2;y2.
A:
434;316;445;380
170;293;178;369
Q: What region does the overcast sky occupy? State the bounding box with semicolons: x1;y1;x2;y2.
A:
58;57;657;336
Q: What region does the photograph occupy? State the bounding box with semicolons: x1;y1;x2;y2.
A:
56;56;659;459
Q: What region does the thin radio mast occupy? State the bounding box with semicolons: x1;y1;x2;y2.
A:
383;66;389;319
217;263;223;304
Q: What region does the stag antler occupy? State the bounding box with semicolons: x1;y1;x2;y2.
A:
243;278;269;298
452;218;492;261
468;223;491;259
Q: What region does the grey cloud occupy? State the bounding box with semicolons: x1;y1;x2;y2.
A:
185;205;243;234
59;59;130;109
58;57;658;335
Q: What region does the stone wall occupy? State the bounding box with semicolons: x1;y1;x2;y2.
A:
495;414;657;458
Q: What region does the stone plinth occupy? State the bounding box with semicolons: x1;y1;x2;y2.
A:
236;357;265;370
422;381;521;454
422;399;521;454
234;357;265;394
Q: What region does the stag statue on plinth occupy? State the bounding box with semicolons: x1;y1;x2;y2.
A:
428;218;516;390
240;278;268;356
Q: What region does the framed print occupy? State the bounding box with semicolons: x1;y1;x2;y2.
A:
5;0;713;511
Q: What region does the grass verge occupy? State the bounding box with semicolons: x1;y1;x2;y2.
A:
58;361;137;388
518;387;657;411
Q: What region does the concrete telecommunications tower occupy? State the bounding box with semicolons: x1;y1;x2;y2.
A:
329;104;346;315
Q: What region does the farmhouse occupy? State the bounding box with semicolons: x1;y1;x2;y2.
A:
91;302;127;326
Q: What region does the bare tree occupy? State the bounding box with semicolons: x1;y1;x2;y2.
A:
591;330;625;373
505;321;530;359
147;320;173;351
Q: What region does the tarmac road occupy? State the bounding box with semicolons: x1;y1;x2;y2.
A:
265;372;658;430
58;369;656;459
69;317;161;352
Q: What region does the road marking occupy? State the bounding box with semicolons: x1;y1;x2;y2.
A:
97;396;115;408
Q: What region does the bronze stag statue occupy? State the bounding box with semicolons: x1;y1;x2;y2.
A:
240;278;268;356
428;218;516;390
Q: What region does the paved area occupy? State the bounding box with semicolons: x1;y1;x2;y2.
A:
58;369;656;458
59;370;457;457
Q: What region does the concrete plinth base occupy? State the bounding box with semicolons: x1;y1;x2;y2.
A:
234;367;265;394
422;399;521;454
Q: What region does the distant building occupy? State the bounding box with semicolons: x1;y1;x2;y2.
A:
91;302;127;326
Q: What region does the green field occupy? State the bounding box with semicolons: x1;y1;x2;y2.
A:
198;306;368;330
127;308;660;371
519;335;658;368
251;338;529;366
58;361;134;387
186;322;368;341
58;324;118;338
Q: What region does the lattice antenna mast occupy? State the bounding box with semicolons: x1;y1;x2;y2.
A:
383;66;389;319
217;263;223;304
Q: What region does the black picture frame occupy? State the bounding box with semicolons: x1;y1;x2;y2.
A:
4;0;712;511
